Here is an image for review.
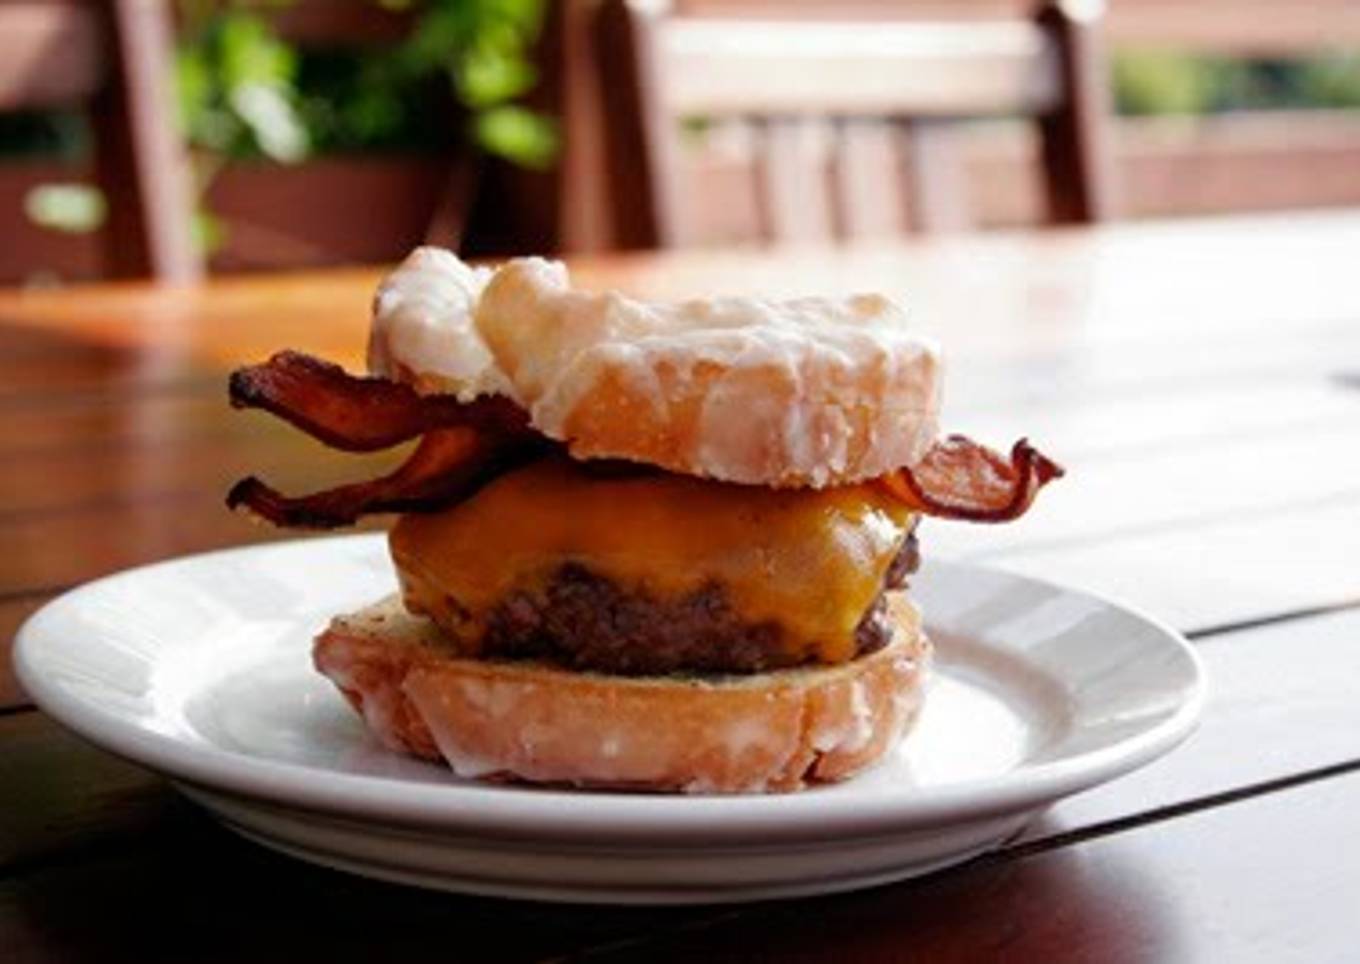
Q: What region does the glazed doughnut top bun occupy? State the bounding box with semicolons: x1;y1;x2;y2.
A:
473;257;942;487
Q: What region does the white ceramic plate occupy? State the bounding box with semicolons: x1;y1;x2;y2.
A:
15;534;1203;904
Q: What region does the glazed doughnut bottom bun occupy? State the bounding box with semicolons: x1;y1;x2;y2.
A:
314;594;930;794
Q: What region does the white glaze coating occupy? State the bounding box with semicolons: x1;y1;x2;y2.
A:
476;258;943;485
315;635;411;757
404;678;502;779
370;250;943;484
367;247;507;400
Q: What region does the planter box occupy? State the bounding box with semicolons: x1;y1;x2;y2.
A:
206;156;456;273
0;154;458;284
0;162;101;285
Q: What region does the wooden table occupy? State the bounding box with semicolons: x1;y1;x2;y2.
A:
5;209;1360;961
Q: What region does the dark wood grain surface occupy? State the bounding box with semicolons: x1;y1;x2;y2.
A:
4;210;1360;960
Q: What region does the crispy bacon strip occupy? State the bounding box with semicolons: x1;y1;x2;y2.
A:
882;436;1063;523
229;352;1061;527
227;427;551;528
230;350;527;452
227;351;550;528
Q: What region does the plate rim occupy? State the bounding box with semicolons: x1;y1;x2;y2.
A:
14;534;1206;846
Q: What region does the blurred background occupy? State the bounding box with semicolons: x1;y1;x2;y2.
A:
2;0;1358;285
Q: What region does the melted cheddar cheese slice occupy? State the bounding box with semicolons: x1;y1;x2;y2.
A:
390;458;915;665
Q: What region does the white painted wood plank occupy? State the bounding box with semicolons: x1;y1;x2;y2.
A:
950;378;1359;461
932;498;1360;632
927;420;1360;558
1038;607;1360;835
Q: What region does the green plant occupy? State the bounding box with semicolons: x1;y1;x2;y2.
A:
1113;49;1360;116
174;0;556;167
176;2;310;163
1299;53;1360;108
383;0;558;168
167;0;557;250
1113;52;1222;115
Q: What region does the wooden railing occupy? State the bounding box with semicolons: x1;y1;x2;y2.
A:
666;109;1360;244
1106;1;1360;53
678;0;1360;51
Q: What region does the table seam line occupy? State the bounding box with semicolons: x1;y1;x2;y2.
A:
550;759;1360;961
0;584;71;605
1185;598;1360;639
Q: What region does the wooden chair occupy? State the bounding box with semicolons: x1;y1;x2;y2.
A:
593;0;1117;249
0;0;198;281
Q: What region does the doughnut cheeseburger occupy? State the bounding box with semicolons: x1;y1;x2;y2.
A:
227;249;1062;793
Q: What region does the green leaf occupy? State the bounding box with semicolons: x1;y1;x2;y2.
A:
400;6;475;76
219;13;296;89
24;184;107;234
174;47;213;134
230;82;309;161
1300;54;1360;108
457;46;537;107
193;209;227;255
1113;52;1218;116
474;104;558;168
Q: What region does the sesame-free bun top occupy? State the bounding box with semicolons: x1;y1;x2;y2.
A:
371;250;943;488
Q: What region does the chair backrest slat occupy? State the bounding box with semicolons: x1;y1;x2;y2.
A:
661;19;1061;117
594;0;1117;249
898;120;973;234
98;0;199;281
751;117;838;244
1037;1;1114;224
829;119;889;241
